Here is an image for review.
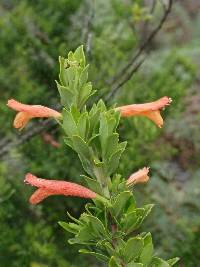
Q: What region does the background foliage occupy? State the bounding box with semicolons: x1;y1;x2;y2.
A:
0;0;200;266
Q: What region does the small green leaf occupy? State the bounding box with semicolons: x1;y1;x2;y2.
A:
56;81;74;108
72;135;94;176
151;257;170;267
121;211;138;234
67;212;83;225
167;257;180;266
139;233;153;265
104;133;119;160
69;226;94;245
77;112;89;140
74;45;85;67
59;56;68;86
72;135;91;159
79;249;108;262
127;262;143;267
103;241;116;255
82;175;102;195
107;148;125;176
112;191;134;218
107;117;117;135
79;65;89;87
89;105;100;134
109;256;121;267
134;204;154;230
70;105;81;122
99;112;108;152
78;82;94;108
62;109;77;137
63;137;74;149
123;236;144;263
97;99;107;111
58;221;78;235
64;66;79;91
86;214;108;238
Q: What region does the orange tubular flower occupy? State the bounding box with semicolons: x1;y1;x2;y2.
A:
115;96;172;128
24;173;97;205
7;99;61;130
126;167;150;186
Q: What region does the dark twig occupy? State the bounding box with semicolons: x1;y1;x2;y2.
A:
105;56;146;102
107;0;173;89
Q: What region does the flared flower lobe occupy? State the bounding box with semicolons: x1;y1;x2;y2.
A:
7;99;61;129
115;96;172;128
24;173;97;205
127;167;150;186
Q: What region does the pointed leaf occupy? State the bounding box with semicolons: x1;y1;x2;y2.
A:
56;81;74;108
109;256;121;267
151;257;170;267
62;109;77;137
112;191;135;218
123;237;144;263
127;263;143;267
58;221;78;235
77;112;89;140
79;249;108;262
140;233;153;265
74;45;85;67
167;258;180;266
82;175;102;195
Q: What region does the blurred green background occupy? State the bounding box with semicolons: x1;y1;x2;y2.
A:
0;0;200;266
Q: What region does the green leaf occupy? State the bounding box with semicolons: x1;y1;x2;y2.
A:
56;81;74;108
58;221;78;235
67;212;83;225
72;135;91;158
86;214;108;238
136;204;154;227
139;233;153;265
64;66;77;90
79;65;89;87
82;175;102;195
74;45;85;67
79;249;108;262
103;241;116;255
99;112;108;153
151;257;170;267
167;258;180;266
70;105;81;122
127;262;143;267
63;137;74;149
97;99;107;111
107;117;117;135
123;236;144;263
107;147;125;176
69;226;94;245
62;109;77;137
104;133;119;160
89;105;100;134
112;191;134;218
59;56;68;86
77;112;89;140
109;256;121;267
72;135;94;176
78;82;94;108
121;211;139;234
